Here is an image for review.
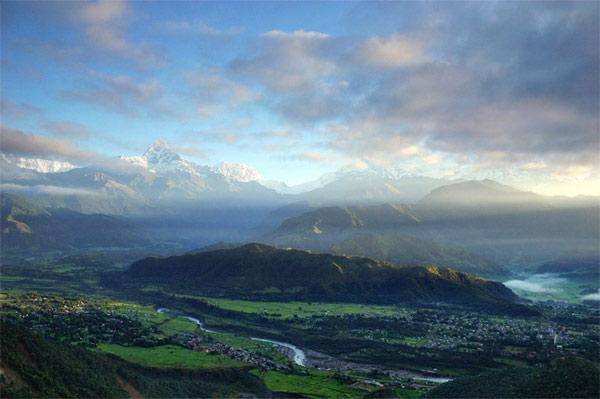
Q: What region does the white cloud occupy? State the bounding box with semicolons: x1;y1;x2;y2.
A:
358;34;429;68
504;279;557;293
78;0;163;67
582;290;600;301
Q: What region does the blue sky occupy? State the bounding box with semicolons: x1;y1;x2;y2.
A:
1;1;599;194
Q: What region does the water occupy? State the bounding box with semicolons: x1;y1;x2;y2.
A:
181;316;216;333
250;337;307;367
171;311;307;366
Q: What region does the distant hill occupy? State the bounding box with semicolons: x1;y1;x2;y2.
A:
1;194;149;252
265;204;508;278
426;357;600;399
419;179;545;212
267;182;599;267
124;243;533;314
298;172;451;205
330;232;508;278
275;204;419;235
0;320;271;398
536;252;600;285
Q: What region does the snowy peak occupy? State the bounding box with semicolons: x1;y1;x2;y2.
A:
142;139;182;166
212;161;261;183
1;154;75;173
119;141;263;183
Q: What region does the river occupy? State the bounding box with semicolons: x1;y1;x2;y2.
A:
180;315;306;366
162;309;450;381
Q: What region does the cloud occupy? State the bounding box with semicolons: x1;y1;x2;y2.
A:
184;69;260;117
0;183;100;197
78;0;163;67
582;290;600;301
62;75;166;116
292;151;338;163
0;126;94;162
504;279;556;293
224;2;598;181
231;30;351;124
233;30;337;92
0;100;42;120
164;20;243;38
41;120;93;140
357;34;429;68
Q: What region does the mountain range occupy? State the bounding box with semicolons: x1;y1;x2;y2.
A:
2;141;597;269
265;184;599;267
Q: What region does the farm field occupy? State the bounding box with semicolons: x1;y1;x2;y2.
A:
97;344;243;369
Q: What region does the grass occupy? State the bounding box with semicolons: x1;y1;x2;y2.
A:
158;317;199;336
252;370;365;399
97;344;243;369
197;296;407;319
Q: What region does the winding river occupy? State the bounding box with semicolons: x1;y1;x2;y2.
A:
180;315;306;366
250;337;306;367
161;309;450;381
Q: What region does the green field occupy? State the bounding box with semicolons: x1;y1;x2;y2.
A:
98;344;243;369
252;370;366;399
199;296;407;319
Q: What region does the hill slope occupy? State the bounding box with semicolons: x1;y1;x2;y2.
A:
330;232;508;278
125;243;529;313
0;320;270;398
426;357;600;399
1;194;149;252
268;186;599;267
266;204;508;278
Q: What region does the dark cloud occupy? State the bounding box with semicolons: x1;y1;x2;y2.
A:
229;2;599;175
0;125;93;161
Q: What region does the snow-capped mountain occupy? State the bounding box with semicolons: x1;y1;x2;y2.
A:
292;161;453;204
1;154;75;173
120;140;260;183
213;161;261;183
263;161;450;202
0;140;281;216
120;140;207;177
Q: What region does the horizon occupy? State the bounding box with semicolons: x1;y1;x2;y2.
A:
1;1;599;196
4;137;597;199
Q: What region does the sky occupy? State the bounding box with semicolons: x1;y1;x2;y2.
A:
1;1;599;195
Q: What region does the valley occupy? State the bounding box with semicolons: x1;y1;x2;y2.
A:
1;159;598;398
1;250;599;398
3;2;599;397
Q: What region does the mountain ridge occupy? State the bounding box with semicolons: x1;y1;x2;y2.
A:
123;243;533;314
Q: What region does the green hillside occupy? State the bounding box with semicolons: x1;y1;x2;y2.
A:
125;243;532;314
0;320;270;398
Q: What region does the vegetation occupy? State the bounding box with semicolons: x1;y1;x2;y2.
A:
124;243;532;314
0;319;272;398
426;357;600;398
252;369;366;398
97;344;244;369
